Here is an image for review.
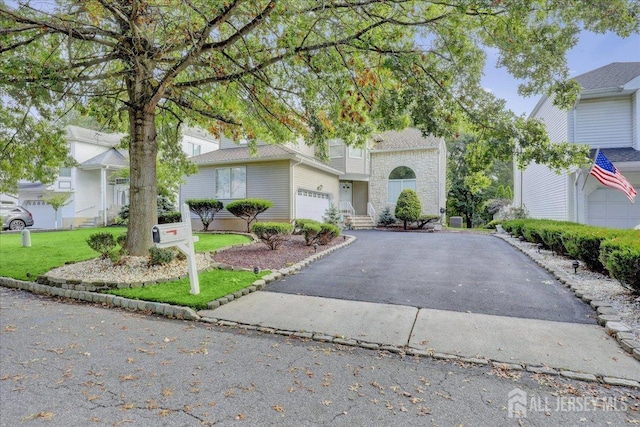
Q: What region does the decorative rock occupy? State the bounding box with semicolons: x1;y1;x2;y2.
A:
217;297;229;305
380;345;404;354
580;294;595;303
334;338;358;346
526;366;559;375
560;371;598;382
615;332;636;342
590;300;612;309
492;362;524;371
602;377;640;388
460;357;490;365
207;300;221;309
359;342;380;350
257;327;275;334
633;348;640;362
218;320;238;327
432;353;459;361
596;306;618;316
226;294;235;302
605;322;632;335
619;339;640;354
597;315;621;326
313;334;334;342
292;332;313;339
275;330;293;336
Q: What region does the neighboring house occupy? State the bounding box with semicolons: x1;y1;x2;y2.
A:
180;127;447;231
514;62;640;229
18;126;127;229
13;125;218;229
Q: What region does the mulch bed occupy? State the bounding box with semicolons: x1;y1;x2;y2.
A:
212;234;344;270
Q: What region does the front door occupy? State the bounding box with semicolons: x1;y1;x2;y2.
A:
340;182;352;206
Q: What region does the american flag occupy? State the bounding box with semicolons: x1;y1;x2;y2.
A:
589;150;637;203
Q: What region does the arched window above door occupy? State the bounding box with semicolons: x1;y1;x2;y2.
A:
388;166;416;204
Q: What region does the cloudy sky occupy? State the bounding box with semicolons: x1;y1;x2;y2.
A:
482;31;640;117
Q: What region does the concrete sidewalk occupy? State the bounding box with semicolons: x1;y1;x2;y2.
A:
198;291;640;382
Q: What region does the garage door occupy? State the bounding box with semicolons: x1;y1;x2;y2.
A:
587;188;640;229
296;189;331;222
23;200;55;229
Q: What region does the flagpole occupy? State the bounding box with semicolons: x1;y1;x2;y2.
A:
581;147;600;192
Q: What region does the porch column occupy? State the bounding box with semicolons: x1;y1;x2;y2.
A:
101;167;107;226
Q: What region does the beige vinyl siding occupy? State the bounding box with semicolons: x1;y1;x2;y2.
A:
293;163;339;203
521;162;569;220
345;151;369;175
574;97;633;148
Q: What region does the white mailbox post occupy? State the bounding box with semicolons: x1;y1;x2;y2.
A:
151;204;200;295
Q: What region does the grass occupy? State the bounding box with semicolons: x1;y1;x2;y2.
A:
0;228;251;280
105;269;269;310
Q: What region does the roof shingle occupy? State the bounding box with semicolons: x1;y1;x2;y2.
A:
575;62;640;91
372;128;442;151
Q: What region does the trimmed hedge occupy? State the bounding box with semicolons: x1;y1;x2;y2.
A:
226;198;273;232
252;222;293;250
503;219;640;292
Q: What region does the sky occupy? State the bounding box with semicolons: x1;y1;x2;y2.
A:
481;31;640;117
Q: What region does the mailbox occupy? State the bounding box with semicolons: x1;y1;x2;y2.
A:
151;223;193;247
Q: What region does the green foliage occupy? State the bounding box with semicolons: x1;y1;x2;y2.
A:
158;211;182;224
302;221;322;246
378;206;396;227
322;204;342;227
148;247;176;266
251;222;293;250
86;232;117;259
484;219;503;230
318;223;341;245
119;195;177;225
226;199;273;232
600;237;640;292
395;189;422;230
186;198;223;231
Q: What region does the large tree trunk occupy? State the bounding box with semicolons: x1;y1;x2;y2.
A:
126;107;158;256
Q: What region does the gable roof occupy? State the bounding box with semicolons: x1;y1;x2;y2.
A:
575;62;640;91
79;148;128;170
371;128;443;152
190;144;342;175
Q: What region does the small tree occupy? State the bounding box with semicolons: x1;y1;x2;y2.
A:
186;199;223;231
378;207;396;228
395;189;422;230
41;191;72;229
226;199;273;233
322;204;342;227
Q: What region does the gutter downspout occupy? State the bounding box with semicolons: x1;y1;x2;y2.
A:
290;157;303;221
572;94;581;223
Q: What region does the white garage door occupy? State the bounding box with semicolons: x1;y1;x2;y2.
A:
587;188;640;229
296;189;331;222
23;200;55;229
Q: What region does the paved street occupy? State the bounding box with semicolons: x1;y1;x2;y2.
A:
1;288;638;426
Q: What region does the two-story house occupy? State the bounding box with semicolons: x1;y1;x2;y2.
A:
514;62;640;229
180;127;447;231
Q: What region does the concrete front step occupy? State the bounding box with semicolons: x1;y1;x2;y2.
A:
349;215;375;230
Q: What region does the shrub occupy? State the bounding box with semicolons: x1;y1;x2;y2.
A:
295;218;318;234
186;199;223;231
301;221;322;246
118;195;177;224
318;223;341;245
322;204;342;227
226;198;273;232
416;214;440;229
562;228;624;272
600;237;640;292
87;232;117;259
251;222;293;250
484;219;502;230
158;211;182;224
395;189;421;230
378;206;396;227
148;247;176;266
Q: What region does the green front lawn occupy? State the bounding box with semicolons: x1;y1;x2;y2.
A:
0;228;251;280
105;269;267;310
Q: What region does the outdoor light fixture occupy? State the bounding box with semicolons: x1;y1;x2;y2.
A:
572;260;579;274
313;243;318;253
537;243;543;253
343;235;346;240
253;266;260;275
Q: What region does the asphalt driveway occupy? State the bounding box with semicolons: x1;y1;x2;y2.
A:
266;230;595;324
